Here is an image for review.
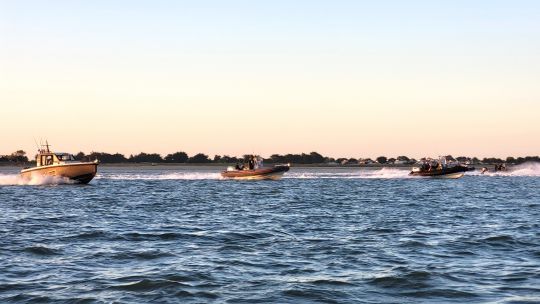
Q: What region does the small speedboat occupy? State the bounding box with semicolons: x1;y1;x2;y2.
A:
481;164;507;174
221;165;290;180
20;142;99;184
409;165;471;179
409;156;473;179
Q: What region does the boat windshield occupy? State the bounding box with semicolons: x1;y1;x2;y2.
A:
57;154;75;161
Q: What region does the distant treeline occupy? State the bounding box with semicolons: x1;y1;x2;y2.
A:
1;150;539;165
74;151;330;164
0;150;28;163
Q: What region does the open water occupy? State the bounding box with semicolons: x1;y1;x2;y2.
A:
0;164;539;303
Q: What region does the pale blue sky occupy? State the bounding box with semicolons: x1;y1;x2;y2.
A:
1;1;539;158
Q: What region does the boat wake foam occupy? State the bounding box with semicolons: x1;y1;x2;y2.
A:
0;174;75;186
472;162;540;177
286;168;412;179
285;172;358;179
98;172;222;180
99;168;413;180
358;168;412;179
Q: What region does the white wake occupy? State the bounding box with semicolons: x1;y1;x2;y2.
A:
0;174;75;186
97;172;222;180
474;162;540;177
285;168;411;179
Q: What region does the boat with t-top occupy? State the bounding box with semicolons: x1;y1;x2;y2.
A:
20;142;99;184
221;155;290;180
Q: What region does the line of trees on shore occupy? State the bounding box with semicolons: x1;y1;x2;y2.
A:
1;150;539;165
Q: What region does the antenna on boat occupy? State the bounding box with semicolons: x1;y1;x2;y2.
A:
33;137;40;153
44;140;51;153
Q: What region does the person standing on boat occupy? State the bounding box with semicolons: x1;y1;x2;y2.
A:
256;156;263;169
248;155;255;170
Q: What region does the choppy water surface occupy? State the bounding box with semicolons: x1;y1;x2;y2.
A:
1;165;539;303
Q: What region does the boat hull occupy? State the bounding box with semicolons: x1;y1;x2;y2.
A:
20;163;98;184
409;166;470;179
221;165;290;180
429;172;464;179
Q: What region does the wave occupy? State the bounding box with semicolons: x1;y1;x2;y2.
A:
93;249;176;260
110;279;190;291
0;174;75;186
369;270;432;289
24;245;62;256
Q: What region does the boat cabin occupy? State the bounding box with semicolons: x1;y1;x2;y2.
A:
35;152;76;167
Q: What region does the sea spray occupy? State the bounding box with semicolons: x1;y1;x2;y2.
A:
508;162;540;176
489;162;540;177
0;174;74;186
470;162;540;177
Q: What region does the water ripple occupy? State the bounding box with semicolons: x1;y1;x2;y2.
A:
0;166;539;303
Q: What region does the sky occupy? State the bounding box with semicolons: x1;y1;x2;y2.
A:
1;0;539;159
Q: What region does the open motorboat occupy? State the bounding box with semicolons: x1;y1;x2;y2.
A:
221;155;290;180
221;165;290;180
20;142;99;184
409;157;473;179
481;163;507;174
